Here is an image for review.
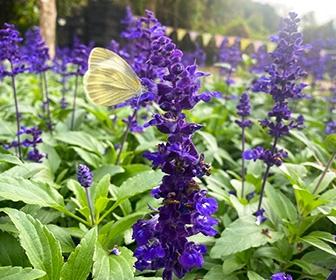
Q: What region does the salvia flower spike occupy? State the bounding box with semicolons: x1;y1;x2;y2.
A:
131;11;218;280
243;12;307;223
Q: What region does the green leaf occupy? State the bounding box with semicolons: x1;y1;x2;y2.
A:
265;187;297;223
308;171;336;194
0;177;64;209
93;165;124;182
247;271;266;280
117;170;163;199
0;154;22;166
93;244;135;280
0;231;30;267
210;216;283;258
0;266;46;280
46;225;76;253
222;255;245;275
91;174;110;217
55;131;104;154
61;228;98;280
204;265;238;280
2;208;64;280
301;233;336;256
324;134;336;152
99;211;147;249
73;147;101;168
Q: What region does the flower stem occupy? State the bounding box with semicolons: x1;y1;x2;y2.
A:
9;63;22;160
257;136;278;211
39;73;45;114
115;109;137;165
42;72;53;133
241;123;246;198
313;151;336;194
70;68;80;130
85;188;95;225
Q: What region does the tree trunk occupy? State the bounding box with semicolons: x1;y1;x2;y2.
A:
39;0;57;58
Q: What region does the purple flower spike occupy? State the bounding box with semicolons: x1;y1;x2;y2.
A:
77;164;93;188
272;272;293;280
131;11;218;280
23;27;49;73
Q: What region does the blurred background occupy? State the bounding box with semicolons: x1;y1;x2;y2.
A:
1;0;335;56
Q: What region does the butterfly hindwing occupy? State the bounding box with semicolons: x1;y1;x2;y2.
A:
84;47;142;106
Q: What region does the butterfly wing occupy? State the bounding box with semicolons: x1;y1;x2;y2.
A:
84;47;142;106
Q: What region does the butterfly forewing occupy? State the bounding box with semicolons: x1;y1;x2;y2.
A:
84;47;142;106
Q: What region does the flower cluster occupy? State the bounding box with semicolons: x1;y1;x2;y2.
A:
245;12;307;167
132;11;218;280
70;38;93;76
0;23;25;77
23;27;49;73
301;39;325;83
235;93;252;128
77;164;93;188
218;38;242;84
183;43;206;67
272;272;293;280
5;126;44;162
250;45;271;74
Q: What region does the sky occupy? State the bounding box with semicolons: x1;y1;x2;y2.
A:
253;0;336;24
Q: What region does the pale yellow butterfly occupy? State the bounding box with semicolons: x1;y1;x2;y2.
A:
83;47;142;106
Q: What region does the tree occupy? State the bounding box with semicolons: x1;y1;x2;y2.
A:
39;0;57;58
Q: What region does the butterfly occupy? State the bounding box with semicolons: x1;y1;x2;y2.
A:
83;47;142;106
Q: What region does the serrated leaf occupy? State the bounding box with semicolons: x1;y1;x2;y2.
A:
210;216;283;258
2;208;63;280
0;266;46;280
47;225;76;253
0;177;64;209
61;228;97;280
93;244;135;280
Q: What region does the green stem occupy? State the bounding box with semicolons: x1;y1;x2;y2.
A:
9;63;22;160
97;198;126;224
241;123;246;198
85;188;95;225
42;72;53;133
60;208;91;227
115;109;137;165
313;151;336;194
257;136;278;211
70;69;80;130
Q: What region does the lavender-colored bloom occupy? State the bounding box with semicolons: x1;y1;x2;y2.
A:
218;38;242;85
247;12;307;166
5;126;45;162
271;272;293;280
326;120;336;135
250;45;271;74
23;27;49;73
132;11;218;280
235;93;252;128
182;44;206;67
70;38;92;76
0;23;25;77
110;247;121;256
254;208;267;225
245;13;307;222
301;39;325;82
327;268;336;280
77;164;93;188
